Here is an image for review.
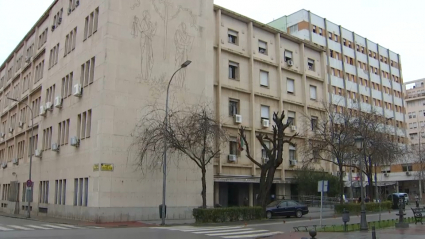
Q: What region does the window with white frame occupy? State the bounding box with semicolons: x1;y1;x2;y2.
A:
258;40;267;55
260;70;269;87
261;141;271;162
307;59;315;71
310;85;317;100
229;99;239;116
228;61;238;80
287;111;295;125
289;145;296;161
381;165;391;173
261;105;270;120
287;78;295;94
229;137;238;156
311;116;318;130
228;29;238;45
284;50;293;62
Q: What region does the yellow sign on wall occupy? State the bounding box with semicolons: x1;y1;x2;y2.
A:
100;163;114;171
93;164;99;171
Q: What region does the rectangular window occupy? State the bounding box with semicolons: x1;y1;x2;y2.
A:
289;145;296;161
307;59;314;71
39;181;49;204
55;179;66;205
74;177;88;207
258;40;267;55
229;99;239;116
261;141;271;161
284;50;292;62
78;109;92;140
228;29;238;45
89;12;94;37
288;24;298;33
287;78;294;93
43;126;53;150
260;70;269;87
311;117;318;130
229;137;238;155
93;8;99;33
58;119;70;146
228;61;238;80
81;57;95;87
261;105;270;120
402;164;412;172
84;16;89;40
287;111;295;125
310;85;317;100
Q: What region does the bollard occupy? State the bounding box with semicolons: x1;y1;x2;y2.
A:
371;226;376;239
309;230;317;239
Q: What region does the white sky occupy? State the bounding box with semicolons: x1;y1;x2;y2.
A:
1;0;424;82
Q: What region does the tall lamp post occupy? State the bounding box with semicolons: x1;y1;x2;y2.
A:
161;60;192;225
355;136;368;231
7;97;34;218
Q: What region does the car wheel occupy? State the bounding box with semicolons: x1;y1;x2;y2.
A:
296;210;303;218
266;211;272;219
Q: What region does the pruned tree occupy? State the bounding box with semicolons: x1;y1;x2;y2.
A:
130;104;227;208
300;103;357;204
238;111;297;211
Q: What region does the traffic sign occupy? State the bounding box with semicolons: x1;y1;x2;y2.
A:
26;180;33;187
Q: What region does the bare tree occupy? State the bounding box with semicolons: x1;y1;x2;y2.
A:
238;111;297;211
300;103;357;204
130;104;227;208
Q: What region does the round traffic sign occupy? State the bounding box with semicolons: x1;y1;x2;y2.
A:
26;180;33;187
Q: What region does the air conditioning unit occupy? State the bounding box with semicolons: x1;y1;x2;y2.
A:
290;125;297;131
51;25;55;31
34;149;42;158
70;136;80;147
18;121;24;128
234;114;242;124
68;8;72;14
384;173;389;177
52;143;59;152
73;84;82;97
228;154;237;162
58;17;62;25
0;132;4;138
25;56;31;63
12;158;18;165
76;0;80;6
45;102;53;111
406;171;412;176
1;162;7;168
262;119;270;128
8;127;13;133
39;105;46;116
290;160;297;166
287;60;294;66
54;96;62;108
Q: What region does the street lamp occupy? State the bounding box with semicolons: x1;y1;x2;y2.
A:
355;135;368;231
7;97;34;218
161;60;192;225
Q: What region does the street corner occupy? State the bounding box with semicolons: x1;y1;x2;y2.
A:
82;221;157;228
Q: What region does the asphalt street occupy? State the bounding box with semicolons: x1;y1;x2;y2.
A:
0;208;414;239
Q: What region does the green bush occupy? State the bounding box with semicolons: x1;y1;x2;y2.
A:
192;207;264;223
334;201;392;214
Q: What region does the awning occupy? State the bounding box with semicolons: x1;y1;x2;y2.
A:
345;181;397;187
214;176;285;184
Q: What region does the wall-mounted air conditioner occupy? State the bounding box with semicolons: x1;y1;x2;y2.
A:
54;96;62;108
34;149;42;158
73;84;82;97
234;114;242;124
52;143;59;152
70;136;80;147
262;119;270;128
228;154;237;162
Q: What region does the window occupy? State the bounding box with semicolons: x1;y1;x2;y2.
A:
311;117;318;130
261;141;271;161
288;24;298;33
31;96;41;117
261;105;270;120
62;72;73;98
228;29;238;45
312;25;316;33
84;8;99;40
46;84;56;104
289;145;296;161
39;181;49;204
77;109;92;140
229;99;239;116
310;85;317;100
22;72;30;93
65;27;77;56
260;70;269;87
55;179;66;205
287;78;294;94
284;50;292;62
69;0;79;12
229;137;238;156
328;32;332;40
17;140;25;160
81;57;96;87
258;40;267;55
8;145;14;161
307;59;314;71
43;126;53;150
34;60;45;83
48;43;59;69
319;28;323;36
74;177;88;206
38;28;48;49
2;184;10;201
402;164;412;172
381;166;391;173
58;119;70;146
287;111;295;125
228;61;238;80
19;106;26;125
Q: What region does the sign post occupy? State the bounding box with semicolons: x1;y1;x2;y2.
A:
318;180;328;226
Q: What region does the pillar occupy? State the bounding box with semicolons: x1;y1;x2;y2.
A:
249;183;253;206
214;182;219;206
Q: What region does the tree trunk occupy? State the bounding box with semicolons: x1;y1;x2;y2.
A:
201;167;207;208
258;168;268;212
339;165;345;204
260;166;277;211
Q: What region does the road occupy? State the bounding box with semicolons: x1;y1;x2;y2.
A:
0;208;414;239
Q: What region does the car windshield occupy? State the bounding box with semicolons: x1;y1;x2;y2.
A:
267;201;281;207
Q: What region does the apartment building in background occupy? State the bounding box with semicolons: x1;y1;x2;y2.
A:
269;10;410;198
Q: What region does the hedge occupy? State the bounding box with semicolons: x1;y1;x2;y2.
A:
192;207;264;223
334;201;392;214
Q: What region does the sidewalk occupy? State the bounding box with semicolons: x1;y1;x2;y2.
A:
269;224;425;239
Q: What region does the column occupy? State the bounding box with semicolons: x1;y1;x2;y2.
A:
214;182;219;206
249;183;253;206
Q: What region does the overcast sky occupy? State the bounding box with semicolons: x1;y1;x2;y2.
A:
1;0;423;83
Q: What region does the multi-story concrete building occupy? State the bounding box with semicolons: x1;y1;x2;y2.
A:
0;1;331;221
269;10;409;199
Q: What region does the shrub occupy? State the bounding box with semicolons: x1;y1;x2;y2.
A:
334;201;392;214
192;207;264;223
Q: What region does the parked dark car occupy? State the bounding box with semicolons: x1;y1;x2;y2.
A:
387;193;406;209
265;200;309;219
